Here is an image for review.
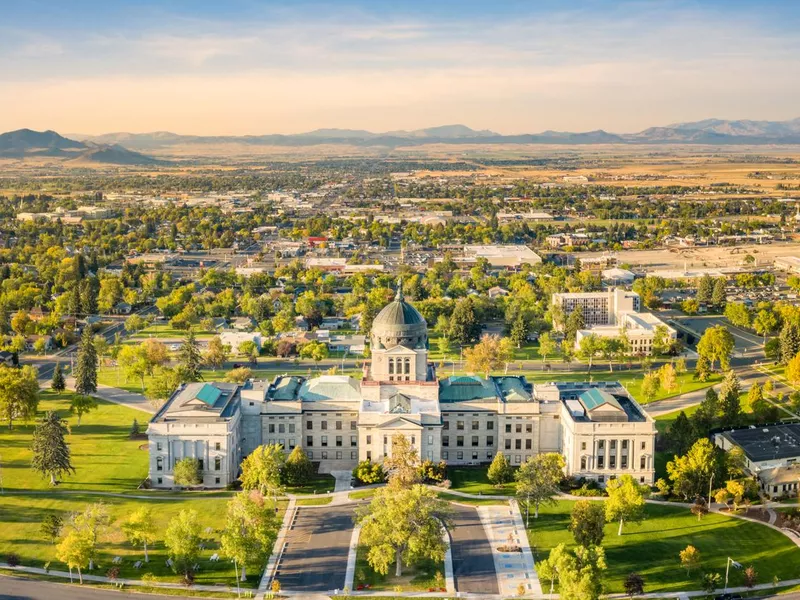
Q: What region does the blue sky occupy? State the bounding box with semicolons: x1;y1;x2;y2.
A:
2;0;799;135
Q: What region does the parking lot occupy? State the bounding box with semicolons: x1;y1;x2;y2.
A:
677;315;764;354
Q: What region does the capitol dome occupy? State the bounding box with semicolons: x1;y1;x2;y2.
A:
371;285;427;350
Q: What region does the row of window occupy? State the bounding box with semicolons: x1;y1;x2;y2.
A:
581;455;646;470
306;420;357;431
306;450;358;461
306;435;358;447
156;441;222;452
388;357;411;374
441;421;535;434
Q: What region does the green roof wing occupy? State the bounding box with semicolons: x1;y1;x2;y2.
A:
195;383;222;406
579;389;621;411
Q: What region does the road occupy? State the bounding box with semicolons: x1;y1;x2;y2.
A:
274;504;356;592
0;576;188;600
448;503;499;594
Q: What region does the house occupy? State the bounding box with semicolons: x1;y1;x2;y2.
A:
219;331;263;352
328;334;367;354
113;302;133;315
0;350;15;366
25;335;54;353
294;316;309;331
487;286;510;299
230;316;256;331
29;307;49;322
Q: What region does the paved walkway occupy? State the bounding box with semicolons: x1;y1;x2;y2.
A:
478;501;541;598
448;503;498;594
47;376;155;414
331;470;354;492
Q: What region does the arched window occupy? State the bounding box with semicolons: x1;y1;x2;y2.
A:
388;358;394;374
404;357;411;374
156;457;163;471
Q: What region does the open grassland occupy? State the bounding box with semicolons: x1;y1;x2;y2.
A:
527;500;800;595
0;390;149;492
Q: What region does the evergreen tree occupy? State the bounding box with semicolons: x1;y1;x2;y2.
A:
130;418;141;436
510;312;529;348
779;322;800;364
0;304;9;335
668;411;696;456
691;387;718;437
694;354;712;382
51;363;66;393
178;330;203;382
697;274;713;304
719;371;742;427
31;410;75;485
711;278;727;307
74;327;98;396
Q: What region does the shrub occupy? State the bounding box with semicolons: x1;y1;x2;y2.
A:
106;566;121;580
6;553;20;567
352;460;386;484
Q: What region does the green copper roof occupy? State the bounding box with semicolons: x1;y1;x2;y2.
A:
439;375;498;402
495;377;532;402
579;388;622;411
195;383;222;406
271;376;303;400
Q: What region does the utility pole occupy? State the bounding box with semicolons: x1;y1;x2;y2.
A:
708;472;715;509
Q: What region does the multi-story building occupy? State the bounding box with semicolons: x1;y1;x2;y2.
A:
147;288;656;488
552;289;640;327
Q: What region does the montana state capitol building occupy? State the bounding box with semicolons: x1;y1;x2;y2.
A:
147;289;656;488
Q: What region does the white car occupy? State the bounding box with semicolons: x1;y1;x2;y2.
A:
169;343;181;351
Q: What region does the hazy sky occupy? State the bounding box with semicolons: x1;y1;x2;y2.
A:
2;0;799;135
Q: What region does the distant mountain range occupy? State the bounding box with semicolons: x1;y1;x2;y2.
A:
3;119;800;163
0;129;165;165
65;119;800;150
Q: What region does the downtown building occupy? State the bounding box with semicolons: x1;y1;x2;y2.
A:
147;289;656;488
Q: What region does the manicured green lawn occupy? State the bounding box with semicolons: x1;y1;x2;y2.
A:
0;390;149;492
446;466;515;496
284;473;336;495
0;493;282;588
129;324;214;340
527;500;800;594
353;545;444;592
349;489;378;500
295;496;332;506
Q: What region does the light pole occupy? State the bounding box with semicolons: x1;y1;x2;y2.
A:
724;556;742;591
707;472;715;509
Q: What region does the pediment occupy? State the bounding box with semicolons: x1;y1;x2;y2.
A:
384;345;416;355
376;416;423;429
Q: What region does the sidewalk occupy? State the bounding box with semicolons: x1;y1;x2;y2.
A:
477;501;541;598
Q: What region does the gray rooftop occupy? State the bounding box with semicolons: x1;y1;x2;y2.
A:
721;423;800;463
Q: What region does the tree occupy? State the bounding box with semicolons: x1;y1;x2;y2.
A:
383;434;422;489
118;345;150;391
694;354;712;382
719;370;742;427
725;479;746;511
178;330;203;382
282;446;314;486
0;364;40;429
224;367;253;384
668;411;695;456
711;277;727;307
691;498;709;521
70;503;111;571
659;363;678;393
51;363;66;393
667;438;717;500
122;508;158;563
240;444;285;500
564;306;585;343
487;451;513;486
538;543;606;600
640;372;661;403
41;514;64;544
780;322;800;364
787;351;800;384
538;332;557;363
173;457;202;487
356;485;451;577
31;410;75;485
744;565;758;588
697;274;714;304
682;298;699;315
69;394;97;425
125;314;146;333
703;572;721;593
680;544;701;574
74;327;98;397
57;529;92;584
510;313;529;349
568;500;605;547
753;309;779;343
147;367;183;404
164;509;202;577
605;474;647;535
353;459;386;484
515;453;565;522
696;325;735;371
577;334;601;370
220;491;281;582
624;572;645;597
448;297;480;344
299;340;329;364
205;336;228;370
142;338;169;370
464;334;510;377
